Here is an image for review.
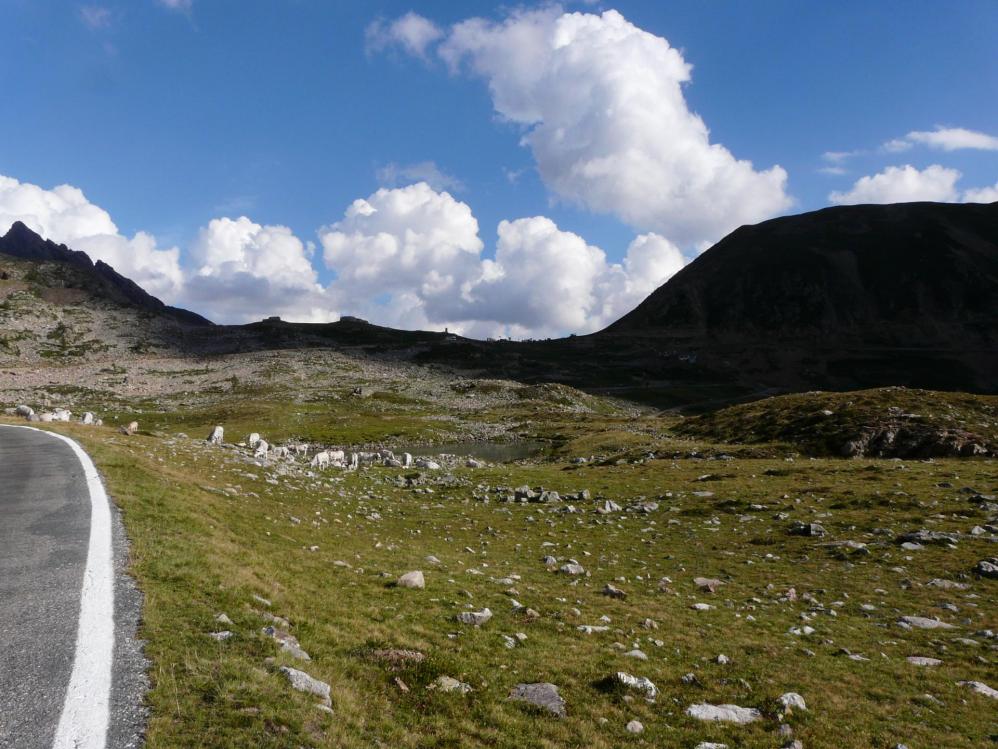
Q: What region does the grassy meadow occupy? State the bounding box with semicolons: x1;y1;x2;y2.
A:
5;378;996;748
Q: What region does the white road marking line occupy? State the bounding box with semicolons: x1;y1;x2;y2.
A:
9;427;114;749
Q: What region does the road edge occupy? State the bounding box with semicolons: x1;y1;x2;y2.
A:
8;426;148;749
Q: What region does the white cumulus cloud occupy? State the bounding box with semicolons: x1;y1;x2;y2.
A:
464;216;609;335
319;183;686;337
964;181;998;203
430;7;791;246
178;216;333;323
319;182;483;325
829;165;962;205
459;220;685;338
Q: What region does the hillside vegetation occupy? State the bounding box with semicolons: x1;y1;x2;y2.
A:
676;388;998;458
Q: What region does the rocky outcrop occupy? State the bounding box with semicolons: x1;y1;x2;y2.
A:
841;422;991;458
0;221;212;326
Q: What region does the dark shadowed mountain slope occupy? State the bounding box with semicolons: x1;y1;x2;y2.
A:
606;201;998;346
0;221;212;326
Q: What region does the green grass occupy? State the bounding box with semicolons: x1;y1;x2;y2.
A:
14;392;996;748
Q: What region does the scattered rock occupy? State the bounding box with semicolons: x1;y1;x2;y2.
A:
509;682;566;717
397;570;425;589
207;425;224;445
694;577;724;593
602;583;626;599
625;719;644;734
430;675;473;694
778;692;807;711
456;608;492;626
280;666;331;706
612;671;657;701
262;626;310;660
906;656;942;667
897;530;959;546
898;616;956;630
957;680;998;699
927;579;968;590
686;703;761;724
974;558;998;578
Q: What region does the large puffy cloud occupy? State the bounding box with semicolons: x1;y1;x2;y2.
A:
829;165;962;205
465;217;608;334
596;232;685;324
319;182;483;324
178;217;334;323
319;183;686;337
0;174;183;297
460;219;684;338
428;8;791;246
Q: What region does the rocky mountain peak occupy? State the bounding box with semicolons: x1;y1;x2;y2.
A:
0;222;212;327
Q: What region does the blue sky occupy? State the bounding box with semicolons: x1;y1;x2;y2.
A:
1;1;996;334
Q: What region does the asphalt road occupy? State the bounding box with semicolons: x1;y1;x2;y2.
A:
0;425;146;749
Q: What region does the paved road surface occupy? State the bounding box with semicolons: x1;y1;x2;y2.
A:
0;425;146;749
